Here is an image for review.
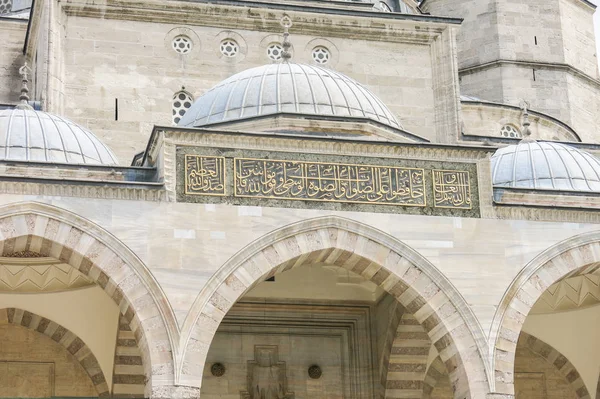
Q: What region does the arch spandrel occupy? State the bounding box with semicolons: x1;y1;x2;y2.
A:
180;215;490;398
0;201;178;397
490;230;600;397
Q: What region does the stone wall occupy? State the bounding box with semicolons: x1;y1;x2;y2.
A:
43;0;463;163
0;19;26;105
0;324;97;397
424;0;600;143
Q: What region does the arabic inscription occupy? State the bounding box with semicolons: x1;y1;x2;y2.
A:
234;158;426;206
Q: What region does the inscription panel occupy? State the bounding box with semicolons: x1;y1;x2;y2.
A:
184;155;226;196
433;170;472;209
234;158;426;206
178;148;479;216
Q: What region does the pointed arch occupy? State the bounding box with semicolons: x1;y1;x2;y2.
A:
0;201;178;396
518;332;589;398
179;215;489;398
423;355;452;399
490;230;600;396
0;307;110;397
384;311;431;398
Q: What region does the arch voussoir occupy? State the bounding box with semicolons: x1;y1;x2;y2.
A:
182;216;489;399
0;307;110;397
491;231;600;396
0;203;178;397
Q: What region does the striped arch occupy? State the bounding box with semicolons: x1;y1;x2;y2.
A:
0;202;177;397
518;332;589;398
112;315;146;397
384;312;431;398
423;356;452;399
0;307;110;397
378;301;404;398
490;231;600;396
180;216;489;398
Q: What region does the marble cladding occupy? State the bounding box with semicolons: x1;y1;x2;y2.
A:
0;194;597;346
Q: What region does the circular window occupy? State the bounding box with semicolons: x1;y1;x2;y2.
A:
172;36;192;54
172;91;194;125
312;47;330;64
267;43;284;61
220;39;239;58
500;124;522;139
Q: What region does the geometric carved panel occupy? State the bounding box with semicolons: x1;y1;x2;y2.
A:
531;274;600;314
0;257;94;293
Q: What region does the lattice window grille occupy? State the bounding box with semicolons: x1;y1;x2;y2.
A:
220;39;239;57
173;91;194;125
172;36;193;55
0;0;12;14
312;47;330;64
267;43;284;61
500;124;522;139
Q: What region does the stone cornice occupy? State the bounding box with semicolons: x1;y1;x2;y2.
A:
0;179;166;201
60;0;457;44
154;127;494;164
459;59;600;88
460;100;582;142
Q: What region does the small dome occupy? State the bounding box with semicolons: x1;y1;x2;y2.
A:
0;108;118;165
178;63;402;130
491;141;600;192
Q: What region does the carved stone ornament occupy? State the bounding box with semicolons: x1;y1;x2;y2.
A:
307;365;322;379
211;363;226;377
240;345;294;399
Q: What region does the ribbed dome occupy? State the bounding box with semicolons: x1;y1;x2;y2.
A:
178;63;402;130
0;108;118;165
491;141;600;192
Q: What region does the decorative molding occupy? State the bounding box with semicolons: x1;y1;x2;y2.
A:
59;0;459;45
0;257;94;292
458;60;600;88
0;307;110;397
531;274;600;314
3;250;42;257
0;179;166;202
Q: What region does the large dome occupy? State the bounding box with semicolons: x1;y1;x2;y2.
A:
0;108;118;165
178;63;403;130
491;141;600;192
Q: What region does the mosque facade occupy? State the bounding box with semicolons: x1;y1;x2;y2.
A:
0;0;600;398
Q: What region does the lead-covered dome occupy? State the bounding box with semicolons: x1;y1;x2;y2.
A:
178;63;403;130
491;141;600;192
0;108;118;165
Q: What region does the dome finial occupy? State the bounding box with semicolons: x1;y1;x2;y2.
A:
519;99;534;142
280;15;293;63
16;62;33;110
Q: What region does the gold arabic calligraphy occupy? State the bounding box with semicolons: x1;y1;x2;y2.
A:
234;158;426;206
433;170;472;209
185;155;226;196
